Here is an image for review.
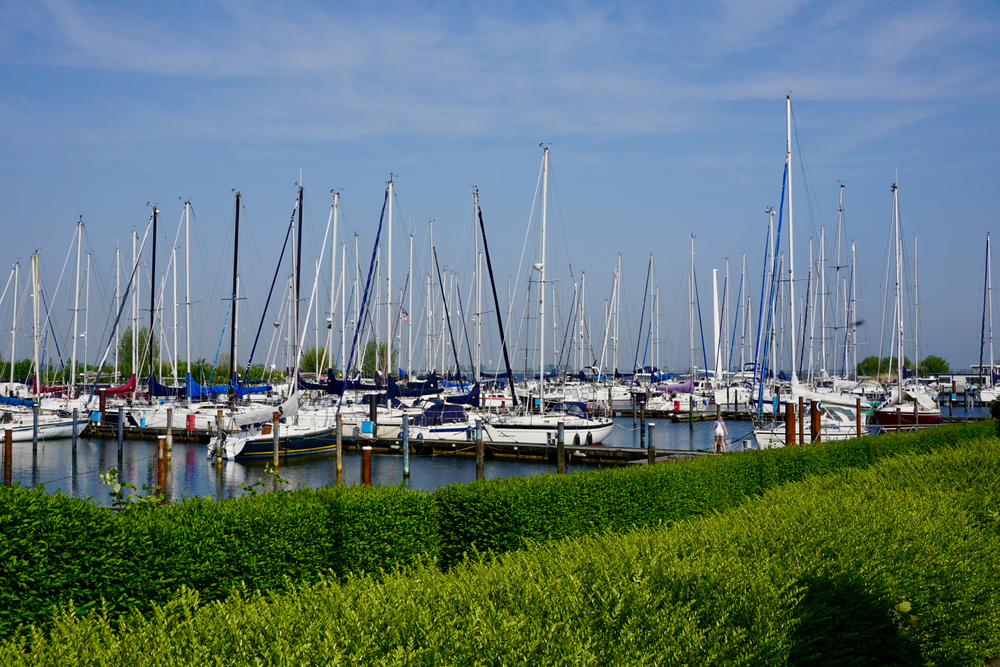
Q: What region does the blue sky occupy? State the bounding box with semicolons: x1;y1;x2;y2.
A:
0;0;998;375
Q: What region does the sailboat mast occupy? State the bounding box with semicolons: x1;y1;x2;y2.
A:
539;147;548;405
132;231;137;379
114;249;119;383
990;233;995;371
474;190;482;383
328;192;339;374
185;201;191;383
71;217;82;397
149;205;158;381
914;234;919;376
893;183;903;387
84;252;90;389
296;185;304;365
229;192;241;404
689;235;695;376
9;262;16;386
786;94;798;381
32;253;39;399
172;246;177;386
408;232;413;379
341;243;347;376
386;177;393;379
820;226;826;376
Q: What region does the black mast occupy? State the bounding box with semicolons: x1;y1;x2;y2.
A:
296;186;304;340
149;204;158;380
476;195;518;407
229;192;241;404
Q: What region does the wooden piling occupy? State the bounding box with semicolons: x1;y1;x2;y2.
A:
688;395;694;429
475;420;485;480
32;405;38;453
336;413;343;484
913;394;919;426
361;446;372;485
98;388;106;423
950;380;956;416
272;411;280;469
3;428;11;487
798;396;804;445
166;408;173;454
216;410;223;462
402;418;410;479
117;408;123;470
785;402;795;445
556;422;565;474
156;435;167;502
810;401;820;443
856;397;862;438
72;408;78;453
647;422;655;465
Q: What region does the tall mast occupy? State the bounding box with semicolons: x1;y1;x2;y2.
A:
84;252;90;389
149;205;158;381
171;246;177;386
228;192;240;404
184;201;191;383
408;232;413;379
474;190;482;383
539;147;548;405
820;226;826;376
114;247;120;382
31;253;39;398
914;234;919;376
786;94;797;381
340;243;347;376
71;217;82;397
385;177;394;379
9;262;16;386
689;234;695;375
893;183;903;387
296;184;304;370
990;233;995;371
328;192;339;374
131;230;138;379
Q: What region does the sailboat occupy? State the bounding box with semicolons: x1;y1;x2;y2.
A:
480;148;614;446
977;233;999;403
872;184;941;429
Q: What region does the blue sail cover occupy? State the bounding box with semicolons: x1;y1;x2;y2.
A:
297;373;328;391
388;373;442;399
148;375;186;397
230;380;271;396
0;395;35;407
445;383;480;406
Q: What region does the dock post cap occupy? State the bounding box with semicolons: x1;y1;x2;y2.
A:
362;445;372;450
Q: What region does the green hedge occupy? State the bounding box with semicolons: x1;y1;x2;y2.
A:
0;484;436;640
3;437;998;665
433;420;994;566
0;421;991;642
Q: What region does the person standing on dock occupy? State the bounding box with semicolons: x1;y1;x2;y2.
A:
713;416;729;453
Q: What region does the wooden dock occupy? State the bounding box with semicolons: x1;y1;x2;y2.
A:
82;423;213;443
358;436;705;465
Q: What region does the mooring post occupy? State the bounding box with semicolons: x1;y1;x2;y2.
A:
913;394;919;428
117;407;123;470
3;428;12;487
98;388;106;424
216;410;224;463
607;385;612;416
402;418;410;479
950;380;955;416
688;395;694;429
369;394;378;435
166;408;173;454
556;421;565;475
32;405;38;453
810;400;820;443
856;397;862;438
272;411;280;469
156;435;167;502
72;408;78;454
647;422;656;465
335;413;343;484
785;402;795;445
640;401;646;449
798;396;804;445
361;445;372;485
632;393;637;427
896;406;901;430
475;420;484;480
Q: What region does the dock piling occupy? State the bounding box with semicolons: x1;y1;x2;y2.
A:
336;413;343;484
786;402;795;445
556;422;565;474
402;418;410;479
32;406;38;453
166;408;173;455
798;396;804;445
72;408;78;454
475;420;484;480
117;408;123;471
647;422;655;465
810;400;820;442
3;428;11;487
156;436;167;502
272;411;280;469
98;388;106;424
361;446;372;485
856;398;862;437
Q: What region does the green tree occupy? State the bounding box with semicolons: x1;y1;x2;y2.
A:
300;346;337;375
917;355;950;375
361;340;397;378
116;327;160;378
857;355;912;378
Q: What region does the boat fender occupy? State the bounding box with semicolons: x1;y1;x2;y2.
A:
417;433;424;440
586;431;593;445
573;433;581;446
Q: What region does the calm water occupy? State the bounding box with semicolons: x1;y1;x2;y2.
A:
5;408;982;506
